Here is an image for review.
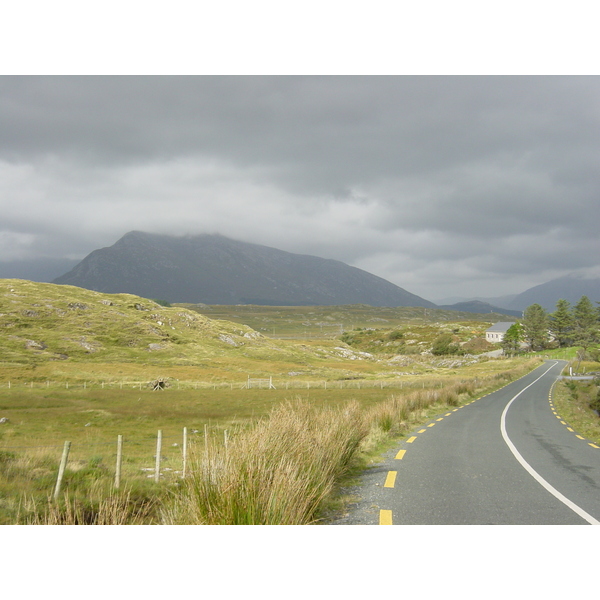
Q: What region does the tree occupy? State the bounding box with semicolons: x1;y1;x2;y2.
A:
501;322;524;356
522;303;549;351
572;295;599;354
549;298;573;348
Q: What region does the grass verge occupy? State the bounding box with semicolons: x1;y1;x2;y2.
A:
553;378;600;446
1;357;542;524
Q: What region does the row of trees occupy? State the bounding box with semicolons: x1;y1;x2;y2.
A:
501;296;600;355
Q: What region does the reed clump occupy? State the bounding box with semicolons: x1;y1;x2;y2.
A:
19;481;161;524
166;400;369;525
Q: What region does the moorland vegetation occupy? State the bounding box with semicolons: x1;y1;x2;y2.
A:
1;279;598;524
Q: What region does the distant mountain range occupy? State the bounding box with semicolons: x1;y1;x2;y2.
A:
2;230;595;315
0;257;80;282
52;231;436;308
436;300;522;318
437;274;600;313
505;273;600;311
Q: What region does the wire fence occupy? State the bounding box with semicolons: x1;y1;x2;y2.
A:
0;426;221;498
0;376;456;392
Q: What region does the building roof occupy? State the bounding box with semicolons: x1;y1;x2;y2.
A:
485;322;515;333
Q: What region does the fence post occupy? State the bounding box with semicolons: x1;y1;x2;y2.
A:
204;424;209;460
154;430;162;483
115;435;123;489
182;427;188;478
53;441;71;501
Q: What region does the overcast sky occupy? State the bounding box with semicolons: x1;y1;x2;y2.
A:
1;74;599;302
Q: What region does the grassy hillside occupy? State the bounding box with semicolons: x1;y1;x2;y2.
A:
1;280;513;387
0;279;392;384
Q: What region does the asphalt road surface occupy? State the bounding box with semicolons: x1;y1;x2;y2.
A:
332;360;600;525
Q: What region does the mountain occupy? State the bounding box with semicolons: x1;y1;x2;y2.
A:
0;257;80;283
53;231;436;308
507;273;600;312
437;300;522;317
434;294;518;309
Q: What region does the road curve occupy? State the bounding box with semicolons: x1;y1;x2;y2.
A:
332;360;600;525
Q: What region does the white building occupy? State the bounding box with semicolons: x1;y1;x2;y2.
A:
485;322;515;343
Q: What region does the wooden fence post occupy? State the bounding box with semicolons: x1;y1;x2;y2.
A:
154;430;162;483
182;427;188;478
115;435;123;489
53;441;71;501
204;424;209;460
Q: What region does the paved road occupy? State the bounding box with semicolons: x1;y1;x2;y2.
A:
332;360;600;525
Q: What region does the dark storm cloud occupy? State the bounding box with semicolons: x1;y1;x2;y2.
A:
0;75;599;300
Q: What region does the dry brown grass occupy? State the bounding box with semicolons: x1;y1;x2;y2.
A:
19;480;161;524
164;400;368;524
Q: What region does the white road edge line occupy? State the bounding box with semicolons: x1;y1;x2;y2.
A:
500;361;600;526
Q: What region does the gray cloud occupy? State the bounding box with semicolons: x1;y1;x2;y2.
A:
1;75;599;301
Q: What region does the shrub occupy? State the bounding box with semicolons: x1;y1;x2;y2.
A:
431;333;463;356
387;330;404;341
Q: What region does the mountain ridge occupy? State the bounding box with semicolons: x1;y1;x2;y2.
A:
506;273;600;311
53;231;437;308
436;300;522;317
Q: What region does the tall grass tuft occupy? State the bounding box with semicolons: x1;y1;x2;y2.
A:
19;481;161;524
166;400;369;525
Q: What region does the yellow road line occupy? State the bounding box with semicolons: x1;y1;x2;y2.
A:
567;427;574;432
384;471;397;488
590;444;600;449
427;423;435;428
576;435;585;440
418;429;426;433
395;449;406;460
407;436;417;443
436;418;444;422
379;510;393;525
